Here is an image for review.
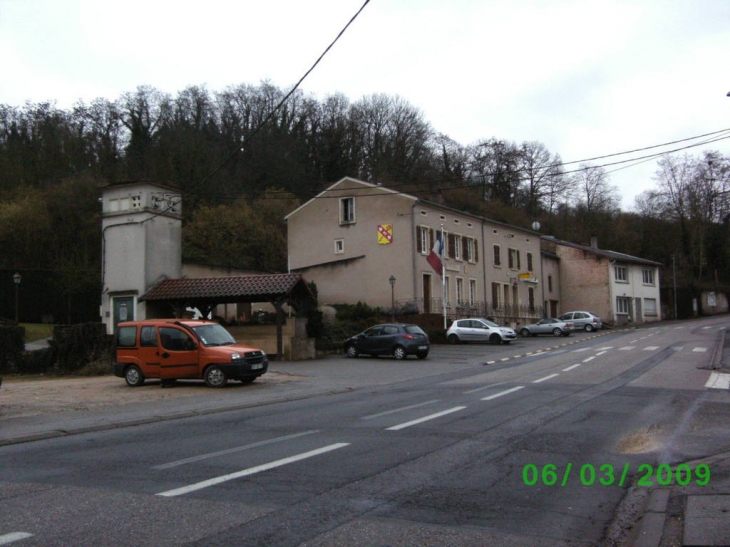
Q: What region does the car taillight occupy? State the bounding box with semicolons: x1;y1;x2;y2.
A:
402;334;415;340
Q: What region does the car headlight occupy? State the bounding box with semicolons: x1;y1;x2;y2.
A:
231;353;242;360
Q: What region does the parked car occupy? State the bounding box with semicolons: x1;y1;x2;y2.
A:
113;319;268;387
557;311;603;332
519;318;575;337
344;323;430;360
446;318;517;345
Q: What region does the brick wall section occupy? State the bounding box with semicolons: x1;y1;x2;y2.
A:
556;245;612;322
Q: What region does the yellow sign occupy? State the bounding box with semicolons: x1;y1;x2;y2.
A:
377;224;393;244
518;273;533;279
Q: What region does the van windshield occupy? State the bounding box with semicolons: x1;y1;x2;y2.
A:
190;324;237;347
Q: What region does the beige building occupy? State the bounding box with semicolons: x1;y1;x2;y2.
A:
541;236;662;326
286;178;549;327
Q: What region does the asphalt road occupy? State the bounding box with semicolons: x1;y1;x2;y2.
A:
0;319;728;546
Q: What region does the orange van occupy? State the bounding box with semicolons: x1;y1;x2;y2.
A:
112;319;268;387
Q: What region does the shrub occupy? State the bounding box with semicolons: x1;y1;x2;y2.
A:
0;325;25;374
51;323;112;373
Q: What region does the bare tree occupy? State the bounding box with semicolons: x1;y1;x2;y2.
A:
570;163;620;214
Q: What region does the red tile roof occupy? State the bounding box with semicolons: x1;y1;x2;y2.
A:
141;273;311;303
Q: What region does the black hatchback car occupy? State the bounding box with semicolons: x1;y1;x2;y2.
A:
344;323;430;360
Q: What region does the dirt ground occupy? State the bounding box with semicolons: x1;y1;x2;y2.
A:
0;372;298;420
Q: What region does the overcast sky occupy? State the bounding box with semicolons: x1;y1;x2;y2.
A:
1;0;729;209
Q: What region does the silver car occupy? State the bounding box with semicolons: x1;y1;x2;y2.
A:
557;311;602;332
519;318;574;337
447;318;517;345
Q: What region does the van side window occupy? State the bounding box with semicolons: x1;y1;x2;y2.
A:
160;327;195;351
117;326;137;347
140;326;158;347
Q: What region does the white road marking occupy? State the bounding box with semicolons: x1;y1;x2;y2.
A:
596;347;613;350
154;431;321;469
619;346;635;351
572;348;590;352
386;406;466;431
693;347;708;353
582;356;595;363
157;443;350;497
563;364;581;371
644;346;659;351
362;400;440;419
0;533;34;545
595;351;607;356
481;386;525;401
706;372;730;389
533;374;559;383
464;382;506;394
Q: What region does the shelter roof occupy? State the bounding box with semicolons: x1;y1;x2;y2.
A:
141;273;312;306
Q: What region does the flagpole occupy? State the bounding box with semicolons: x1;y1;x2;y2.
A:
441;224;447;330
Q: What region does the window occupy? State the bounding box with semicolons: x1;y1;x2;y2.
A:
334;239;344;254
417;226;431;255
160;327;196;351
456;278;464;304
116;326;137;347
644;298;657;316
508;248;520;270
616;297;630;314
614;265;628;282
454;235;462;260
465;238;475;263
339;197;355;224
493;245;501;266
140;326;157;347
469;279;476;305
548;275;553;292
642;269;655;285
527;252;533;272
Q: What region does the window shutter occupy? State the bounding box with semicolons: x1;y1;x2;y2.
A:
416;227;423;254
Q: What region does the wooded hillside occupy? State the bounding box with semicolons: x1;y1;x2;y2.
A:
1;82;728;321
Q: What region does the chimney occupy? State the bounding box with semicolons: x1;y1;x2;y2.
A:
590;235;598;249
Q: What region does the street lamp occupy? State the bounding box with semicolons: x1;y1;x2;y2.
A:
13;272;21;323
389;275;396;322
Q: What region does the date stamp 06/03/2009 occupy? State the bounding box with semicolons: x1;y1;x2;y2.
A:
522;463;711;487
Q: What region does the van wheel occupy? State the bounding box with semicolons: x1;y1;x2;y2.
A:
124;365;145;387
204;365;228;388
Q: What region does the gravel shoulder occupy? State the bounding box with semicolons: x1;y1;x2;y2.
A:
0;372;299;420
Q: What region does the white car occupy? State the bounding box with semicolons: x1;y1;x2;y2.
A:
446;318;517;345
557;311;603;332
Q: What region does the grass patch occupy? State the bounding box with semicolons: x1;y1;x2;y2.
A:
21;323;54;342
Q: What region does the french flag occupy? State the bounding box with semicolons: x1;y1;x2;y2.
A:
426;231;444;275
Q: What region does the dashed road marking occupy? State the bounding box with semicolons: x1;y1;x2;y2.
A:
693;347;708;353
563;364;581;371
644;346;659;351
620;346;635;351
387;406;466;431
157;443;350;497
481;386;525;401
533;374;560;383
706;372;730;389
0;533;34;545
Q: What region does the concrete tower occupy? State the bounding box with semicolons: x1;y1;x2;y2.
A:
100;181;182;333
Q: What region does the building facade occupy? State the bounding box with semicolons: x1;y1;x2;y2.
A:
541;236;662;325
286;177;550;327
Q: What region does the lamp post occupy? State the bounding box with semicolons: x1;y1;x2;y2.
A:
389;275;396;322
13;272;21;323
